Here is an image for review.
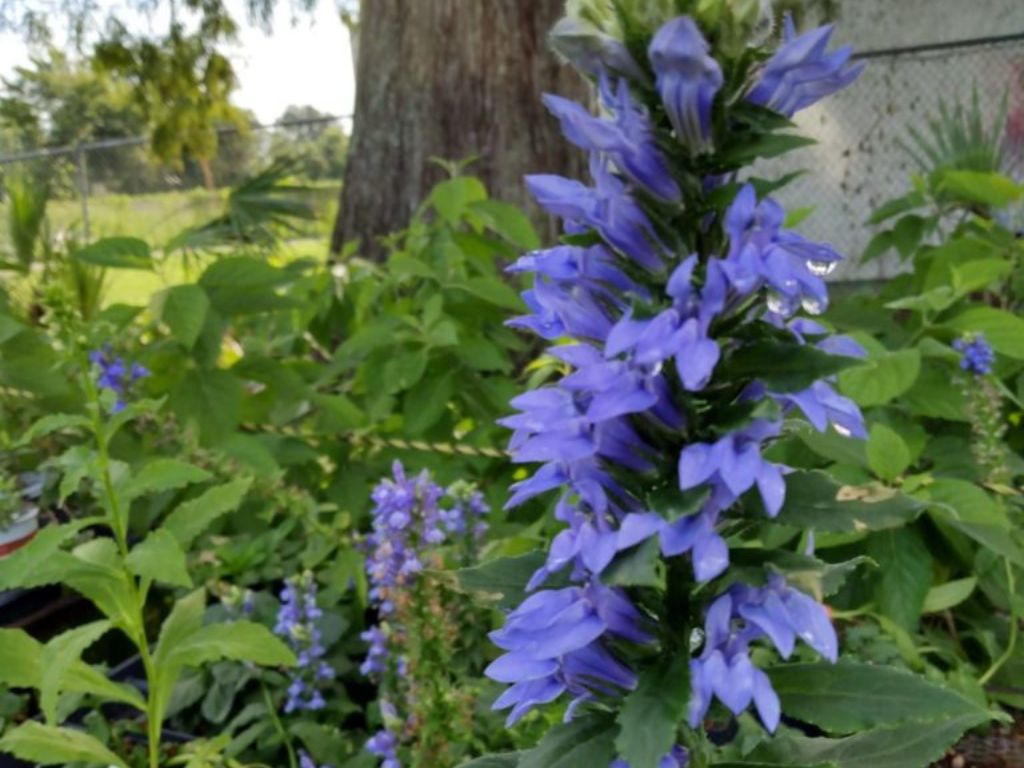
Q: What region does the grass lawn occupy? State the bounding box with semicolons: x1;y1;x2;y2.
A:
0;184;341;251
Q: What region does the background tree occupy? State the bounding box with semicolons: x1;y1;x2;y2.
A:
93;15;246;189
268;105;349;181
329;0;591;257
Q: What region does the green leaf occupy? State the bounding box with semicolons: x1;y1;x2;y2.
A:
0;629;143;712
867;190;927;224
472;199;540;250
458;276;524;311
721;133;816;164
151;589;210;725
865;424;911;483
0;722;129;767
0;520;99;590
17;413;90;446
170;369;243;445
73;236;151;270
868;528;933;632
766;661;989;735
838;349;921;407
153;284;210;349
200;256;292;289
162;478;252;548
403;370;456;435
720;342;857;393
938;170;1023;208
775;471;926;533
122;458;211;501
519;715;617;768
454;552;566;610
40;621;111;724
748;713;988;768
0;628;43;688
902;363;968;421
945;306;1024;359
458;755;522;768
430;176;488;224
125;529;191;588
166;622;296;669
922;479;1010;527
923;577;977;613
615;657;689;768
603;537;665;590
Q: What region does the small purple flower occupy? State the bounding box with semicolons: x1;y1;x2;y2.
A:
366;729;401;768
953;334;995;376
89;346;149;413
747;16;865;117
299;750;332;768
689;575;837;731
543;79;681;202
274;572;334;714
612;745;689;768
649;16;723;152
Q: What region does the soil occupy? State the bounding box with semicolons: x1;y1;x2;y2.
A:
931;714;1024;768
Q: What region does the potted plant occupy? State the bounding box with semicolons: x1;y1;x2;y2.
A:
0;474;40;559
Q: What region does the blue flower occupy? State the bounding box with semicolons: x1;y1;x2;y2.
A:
747;16;864;117
544;79;681;202
89;346;149;413
689;576;837;731
486;583;651;724
612;745;689;768
274;572;334;714
649;16;723;152
366;730;401;768
953;334;995;376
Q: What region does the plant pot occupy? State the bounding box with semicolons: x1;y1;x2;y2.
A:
0;507;38;558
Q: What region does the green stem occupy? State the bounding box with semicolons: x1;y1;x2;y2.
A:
979;558;1019;686
83;356;161;768
261;679;299;768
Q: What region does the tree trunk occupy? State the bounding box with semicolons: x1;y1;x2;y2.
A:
330;0;589;257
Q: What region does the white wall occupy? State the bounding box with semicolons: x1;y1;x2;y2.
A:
762;0;1024;280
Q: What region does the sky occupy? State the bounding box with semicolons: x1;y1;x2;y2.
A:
0;0;356;125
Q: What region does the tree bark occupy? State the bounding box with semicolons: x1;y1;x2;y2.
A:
330;0;589;257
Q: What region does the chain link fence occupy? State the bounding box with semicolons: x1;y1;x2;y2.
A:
762;32;1024;281
0;115;351;254
4;34;1024;278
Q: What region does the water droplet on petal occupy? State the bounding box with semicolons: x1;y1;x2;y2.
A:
807;259;838;277
801;296;827;315
833;423;852;438
766;291;797;316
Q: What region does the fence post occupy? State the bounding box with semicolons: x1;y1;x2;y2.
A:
75;145;91;243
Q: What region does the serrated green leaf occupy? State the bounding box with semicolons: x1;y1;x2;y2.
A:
73;236;151;270
615;657;688;768
838;349;921;407
16;413;90;446
458;277;524;311
122;458;211;501
125;529;191;588
868;528;933;632
519;715;617;768
162;478;252;549
748;713;988;768
0;722;129;767
454;552;566;610
0;628;42;688
430;176;488;224
166;622;295;669
775;471;926;533
40;621;111;724
153;283;210;348
472;199;540;250
767;661;988;735
865;424;911;483
720;342;857;393
458;755;522;768
403;370;455;435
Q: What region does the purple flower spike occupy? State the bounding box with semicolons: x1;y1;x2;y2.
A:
953;334;995;376
649;16;724;152
689;576;835;731
747;16;864;117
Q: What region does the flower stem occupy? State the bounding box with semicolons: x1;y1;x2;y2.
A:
261;679;299;768
979;558;1019;686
